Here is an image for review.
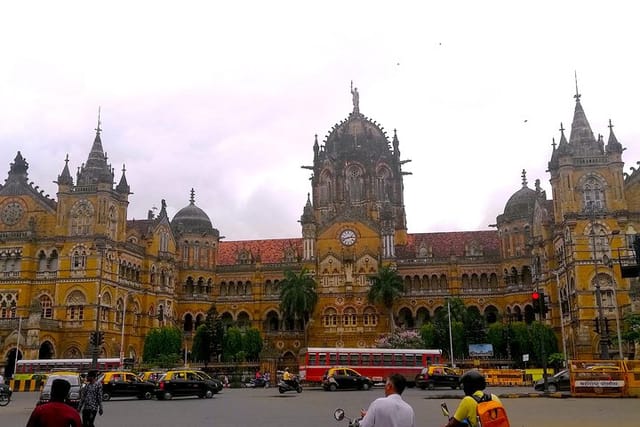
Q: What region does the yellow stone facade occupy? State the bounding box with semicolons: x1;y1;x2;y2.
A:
1;88;638;376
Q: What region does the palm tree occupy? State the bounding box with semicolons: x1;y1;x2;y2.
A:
279;268;318;347
367;264;404;332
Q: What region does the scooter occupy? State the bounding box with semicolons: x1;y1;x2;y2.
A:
278;377;302;394
333;408;362;427
246;377;270;388
0;384;12;407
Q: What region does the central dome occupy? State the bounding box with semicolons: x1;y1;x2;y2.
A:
171;189;217;236
324;112;391;156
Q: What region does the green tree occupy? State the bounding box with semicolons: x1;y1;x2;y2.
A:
191;324;212;365
142;326;182;364
223;327;244;362
367;264;404;332
243;328;263;361
279;268;318;346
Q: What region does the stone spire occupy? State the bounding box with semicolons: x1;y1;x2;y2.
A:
606;119;623;154
76;109;115;186
56;154;73;186
521;169;528;188
8;151;28;183
392;129;400;158
116;164;130;194
568;81;596;146
189;188;196;205
300;193;314;224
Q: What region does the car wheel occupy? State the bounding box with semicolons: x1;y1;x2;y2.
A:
296;386;302;393
205;390;213;398
362;382;370;391
329;383;337;392
163;392;172;400
102;392;111;401
279;387;285;394
548;384;558;393
143;391;152;400
427;382;435;390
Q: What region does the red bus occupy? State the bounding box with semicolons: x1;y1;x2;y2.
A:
15;358;123;375
299;347;443;385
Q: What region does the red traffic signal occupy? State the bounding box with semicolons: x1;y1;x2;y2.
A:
532;291;540;300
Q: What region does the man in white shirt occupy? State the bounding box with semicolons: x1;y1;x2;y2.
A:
359;373;416;427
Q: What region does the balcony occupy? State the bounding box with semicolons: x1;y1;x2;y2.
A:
36;271;58;279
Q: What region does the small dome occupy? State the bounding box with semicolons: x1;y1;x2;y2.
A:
170;189;218;236
502;187;537;221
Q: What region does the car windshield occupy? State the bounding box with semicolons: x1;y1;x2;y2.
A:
45;375;80;387
197;372;212;380
553;370;568;378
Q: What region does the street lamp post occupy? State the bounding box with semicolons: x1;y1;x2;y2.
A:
91;239;107;369
588;210;610;360
119;291;131;367
554;270;569;367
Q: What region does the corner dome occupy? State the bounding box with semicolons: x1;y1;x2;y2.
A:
501;171;537;221
170;189;218;236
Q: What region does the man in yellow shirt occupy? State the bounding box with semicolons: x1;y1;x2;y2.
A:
443;371;503;427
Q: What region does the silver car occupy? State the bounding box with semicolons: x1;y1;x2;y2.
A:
38;373;83;408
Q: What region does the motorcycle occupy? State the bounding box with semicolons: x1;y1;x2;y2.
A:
278;377;302;394
0;384;12;407
333;408;362;427
246;377;270;388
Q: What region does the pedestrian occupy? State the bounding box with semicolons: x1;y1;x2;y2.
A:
442;370;509;427
78;371;103;427
26;378;82;427
0;372;4;384
359;373;415;427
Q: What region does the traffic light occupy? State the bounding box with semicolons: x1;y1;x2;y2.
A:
89;331;97;346
532;291;541;313
540;292;549;316
96;331;105;346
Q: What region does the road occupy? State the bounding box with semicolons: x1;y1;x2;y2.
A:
2;386;637;427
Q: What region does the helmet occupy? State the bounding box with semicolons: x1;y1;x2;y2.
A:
460;370;486;394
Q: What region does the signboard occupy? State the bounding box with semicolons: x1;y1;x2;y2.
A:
574;380;625;387
469;344;494;357
522;354;529;362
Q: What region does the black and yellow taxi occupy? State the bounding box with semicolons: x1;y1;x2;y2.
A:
156;370;221;400
415;365;460;390
137;370;165;384
99;371;156;400
322;367;373;391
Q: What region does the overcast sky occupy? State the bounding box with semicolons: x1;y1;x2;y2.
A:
1;1;639;241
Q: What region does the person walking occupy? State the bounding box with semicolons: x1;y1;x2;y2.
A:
78;371;103;427
359;373;415;427
26;378;82;427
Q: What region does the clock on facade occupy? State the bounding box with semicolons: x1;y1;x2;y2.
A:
340;229;357;246
1;201;25;226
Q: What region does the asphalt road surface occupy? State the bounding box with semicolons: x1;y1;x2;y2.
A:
2;386;637;427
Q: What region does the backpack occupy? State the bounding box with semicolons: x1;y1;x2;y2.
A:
472;393;510;427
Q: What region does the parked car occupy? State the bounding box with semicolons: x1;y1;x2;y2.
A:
137;371;165;384
322;367;373;391
99;371;155;401
156;370;220;400
415;366;460;390
38;373;83;408
534;369;570;393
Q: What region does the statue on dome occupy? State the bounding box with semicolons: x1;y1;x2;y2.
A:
350;80;360;114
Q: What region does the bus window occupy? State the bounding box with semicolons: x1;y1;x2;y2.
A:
405;354;415;366
393;354;403;366
349;354;360;365
373;354;381;366
383;354;392;365
338;354;348;365
415;355;422;366
329;353;337;365
361;354;370;365
318;353;326;365
309;353;317;366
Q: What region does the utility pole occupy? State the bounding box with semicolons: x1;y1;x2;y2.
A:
91;238;107;369
589;207;610;359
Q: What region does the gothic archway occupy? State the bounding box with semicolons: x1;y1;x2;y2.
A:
4;347;23;379
38;341;55;359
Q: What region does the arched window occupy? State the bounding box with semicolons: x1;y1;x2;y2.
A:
318;170;333;205
323;307;337;327
71;248;87;270
70;200;94;236
583;177;605;211
342;307;357;326
363;307;378;326
66;290;86;320
40;294;53;318
346;166;364;203
376;167;391;201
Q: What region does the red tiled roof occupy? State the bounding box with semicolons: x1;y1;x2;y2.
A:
399;230;500;259
217;238;303;265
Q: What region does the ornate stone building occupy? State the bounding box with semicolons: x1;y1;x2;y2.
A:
0;86;637;375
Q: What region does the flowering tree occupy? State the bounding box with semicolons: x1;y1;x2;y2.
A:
375;329;423;349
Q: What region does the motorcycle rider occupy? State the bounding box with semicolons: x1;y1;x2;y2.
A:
283;368;296;387
443;370;502;427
